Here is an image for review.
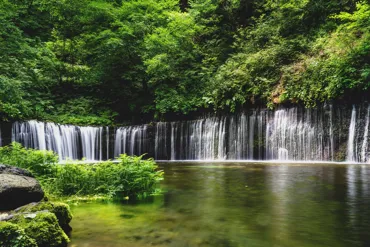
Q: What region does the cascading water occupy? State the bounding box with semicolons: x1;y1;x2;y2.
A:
361;106;370;163
345;105;370;163
266;107;332;161
8;104;370;162
113;125;148;157
347;106;357;162
159;117;227;160
152;104;368;162
12;121;109;161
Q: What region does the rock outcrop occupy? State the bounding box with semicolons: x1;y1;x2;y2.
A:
0;165;44;210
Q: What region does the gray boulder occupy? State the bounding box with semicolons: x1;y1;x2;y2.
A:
0;164;34;177
0;165;44;210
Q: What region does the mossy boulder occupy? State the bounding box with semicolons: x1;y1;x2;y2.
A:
53;202;73;227
0;221;37;247
15;201;72;228
10;212;69;247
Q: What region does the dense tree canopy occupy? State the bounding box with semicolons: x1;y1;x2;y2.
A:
0;0;369;124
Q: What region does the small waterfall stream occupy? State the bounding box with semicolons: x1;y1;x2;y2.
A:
113;125;148;157
6;104;370;162
361;106;370;163
347;106;357;162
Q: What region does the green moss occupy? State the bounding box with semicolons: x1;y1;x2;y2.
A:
52;202;72;226
0;221;37;247
15;201;72;227
10;212;70;247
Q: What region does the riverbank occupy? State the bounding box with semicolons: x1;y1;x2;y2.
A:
0;143;164;247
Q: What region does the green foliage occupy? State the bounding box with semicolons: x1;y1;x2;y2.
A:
206;0;363;109
0;0;369;121
279;2;370;105
10;212;69;247
0;143;162;199
0;142;58;177
0;222;37;247
45;97;117;126
52;154;163;198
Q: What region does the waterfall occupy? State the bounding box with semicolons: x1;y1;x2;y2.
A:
12;121;108;161
361;106;370;162
278;148;289;160
329;104;334;161
170;122;176;160
113;125;148;157
158;117;227;160
217;117;226;160
249;111;256;159
106;127;109;159
347;106;357;162
8;104;370;162
155;122;168;160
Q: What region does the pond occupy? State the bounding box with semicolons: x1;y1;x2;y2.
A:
68;162;370;247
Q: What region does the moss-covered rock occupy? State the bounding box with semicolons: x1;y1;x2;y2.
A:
52;202;72;227
15;201;72;227
10;212;70;247
0;221;37;247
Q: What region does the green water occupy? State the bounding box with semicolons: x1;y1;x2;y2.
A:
68;162;370;247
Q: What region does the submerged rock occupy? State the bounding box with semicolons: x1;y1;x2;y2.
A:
0;165;44;210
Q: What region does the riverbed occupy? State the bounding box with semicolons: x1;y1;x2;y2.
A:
68;162;370;247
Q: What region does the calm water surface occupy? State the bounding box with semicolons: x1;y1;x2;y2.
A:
68;162;370;247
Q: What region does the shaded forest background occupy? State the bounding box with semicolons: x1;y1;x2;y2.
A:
1;0;369;125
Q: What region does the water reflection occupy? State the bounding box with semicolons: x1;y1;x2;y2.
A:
69;163;370;247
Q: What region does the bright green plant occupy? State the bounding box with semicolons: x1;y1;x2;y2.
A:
0;142;58;177
0;143;163;199
52;154;163;198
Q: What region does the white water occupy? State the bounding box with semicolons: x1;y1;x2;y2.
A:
361;106;370;163
152;105;369;162
8;104;370;162
113;125;148;157
347;106;357;162
12;121;109;161
161;117;227;160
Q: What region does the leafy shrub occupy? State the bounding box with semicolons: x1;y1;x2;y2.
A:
0;142;58;177
53;154;163;198
0;143;163;199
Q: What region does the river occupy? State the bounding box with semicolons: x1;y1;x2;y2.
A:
68;162;370;247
